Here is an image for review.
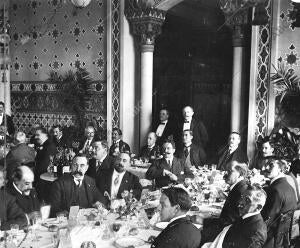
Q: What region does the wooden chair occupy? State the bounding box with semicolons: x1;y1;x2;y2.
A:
273;210;294;248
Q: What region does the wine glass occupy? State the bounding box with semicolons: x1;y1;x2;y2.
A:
31;215;42;242
203;190;211;204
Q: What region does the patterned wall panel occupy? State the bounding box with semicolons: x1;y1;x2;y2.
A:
255;0;273;141
111;0;121;128
9;0;106;81
8;0;108;133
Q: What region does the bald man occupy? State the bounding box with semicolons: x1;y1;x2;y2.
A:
6;166;40;214
139;132;161;161
4;132;36;180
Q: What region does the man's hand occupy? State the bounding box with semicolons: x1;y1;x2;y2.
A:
163;169;178;181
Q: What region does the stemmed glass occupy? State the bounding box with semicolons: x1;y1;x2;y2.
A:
31;214;42;242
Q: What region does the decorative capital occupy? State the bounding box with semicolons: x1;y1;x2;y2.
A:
125;1;166;49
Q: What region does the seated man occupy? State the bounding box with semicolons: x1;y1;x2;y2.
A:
86;140;114;179
0;167;27;230
203;184;267;248
97;152;142;206
146;140;194;188
4;132;36;180
6;166;40;214
217;132;248;171
261;159;297;248
220;162;249;226
152;187;201;248
176;129;206;168
139;132;161;162
49;154;106;217
252;137;275;170
109;128;130;156
78;126;98;154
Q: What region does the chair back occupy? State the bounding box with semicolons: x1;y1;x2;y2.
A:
273;210;294;248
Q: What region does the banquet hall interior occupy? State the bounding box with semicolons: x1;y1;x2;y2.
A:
1;0;300;247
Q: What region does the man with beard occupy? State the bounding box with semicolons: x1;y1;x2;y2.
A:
217;132;248;171
6;166;40;214
97;152;142;206
49;154;106;217
0;167;27;230
146;140;194;188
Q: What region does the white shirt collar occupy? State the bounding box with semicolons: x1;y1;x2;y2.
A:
229;145;238;154
113;169;126;177
13;182;23;195
115;139;121;144
242;211;261;220
170;214;187;224
230;177;244;191
270;174;285;185
165;156;174;165
73;176;84;186
148;144;155;149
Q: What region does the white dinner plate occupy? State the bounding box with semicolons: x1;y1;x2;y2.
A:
115;236;145;247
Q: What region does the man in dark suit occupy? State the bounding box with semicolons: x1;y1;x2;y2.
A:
0;101;15;139
49;154;106;217
151;187;201;248
86;140;114;179
140;132;161;162
0;167;27;230
52;125;70;148
251;137;275;170
146;140;194;188
4;131;36;180
220;162;249;226
217;132;248;171
78;126;98;154
153;108;177;146
221;184;268;248
179;106;208;149
34;127;57;179
97;152;142;207
176;129;206;168
6;166;40;214
109;128;130;156
261;159;297;248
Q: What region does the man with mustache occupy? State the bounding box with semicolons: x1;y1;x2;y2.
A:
146;140;194;188
97;152;142;206
6;166;40;214
217;132;248;171
49;154;106;217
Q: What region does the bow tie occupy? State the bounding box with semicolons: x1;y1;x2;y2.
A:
159;122;166;125
184;120;190;123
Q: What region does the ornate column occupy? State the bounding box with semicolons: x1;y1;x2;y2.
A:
126;4;165;146
0;1;11;115
223;10;249;133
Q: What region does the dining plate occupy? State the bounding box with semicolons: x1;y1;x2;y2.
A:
115;236;145;247
155;221;169;230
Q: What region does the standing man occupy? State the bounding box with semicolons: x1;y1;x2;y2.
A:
0;101;14;140
151;187;201;248
52;125;69;148
109;128;130;156
49;154;106;217
146;140;194;188
217;132;248;171
179;106;208;149
153;108;177;146
97;152;142;206
176;130;206;168
6;166;40;214
86;140;114;179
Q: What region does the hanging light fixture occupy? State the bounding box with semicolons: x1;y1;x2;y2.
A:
70;0;92;8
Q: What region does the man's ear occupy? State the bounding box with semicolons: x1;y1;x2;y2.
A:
256;204;263;211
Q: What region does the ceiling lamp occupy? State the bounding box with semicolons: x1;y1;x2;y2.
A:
70;0;91;8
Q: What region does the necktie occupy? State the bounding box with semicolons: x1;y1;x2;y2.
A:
184;147;189;157
75;179;82;187
114;174;120;185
